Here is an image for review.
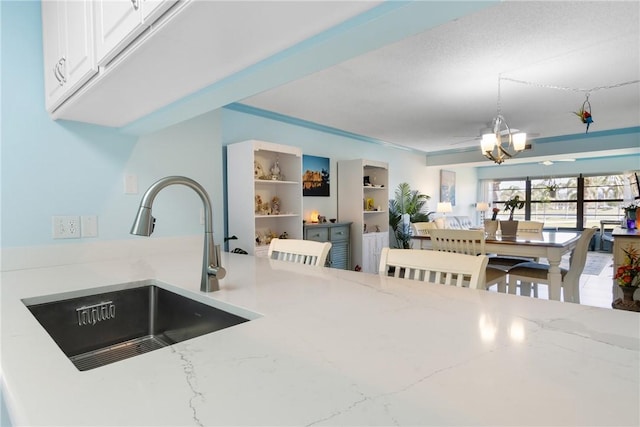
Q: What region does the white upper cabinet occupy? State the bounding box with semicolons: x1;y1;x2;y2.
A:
42;0;97;111
94;0;176;66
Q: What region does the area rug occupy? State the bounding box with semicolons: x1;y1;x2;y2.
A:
582;252;612;276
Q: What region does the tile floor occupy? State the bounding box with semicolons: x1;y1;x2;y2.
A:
491;251;615;309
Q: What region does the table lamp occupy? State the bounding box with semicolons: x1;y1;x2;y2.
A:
476;202;489;223
436;202;452;228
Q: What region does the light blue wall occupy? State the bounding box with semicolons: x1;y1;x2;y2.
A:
2;1;637;251
221;107;435;222
1;1;222;248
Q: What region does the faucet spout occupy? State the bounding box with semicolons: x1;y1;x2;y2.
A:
131;176;226;292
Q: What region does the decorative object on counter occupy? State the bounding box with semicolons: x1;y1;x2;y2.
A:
318;215;327;224
388;182;431;249
310;210;319;223
329;218;336;223
302;155;330;196
573;93;593;133
278;231;288;239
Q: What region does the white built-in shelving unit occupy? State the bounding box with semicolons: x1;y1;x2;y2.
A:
338;159;389;273
226;140;302;257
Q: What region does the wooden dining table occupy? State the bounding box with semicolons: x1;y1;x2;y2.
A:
412;231;582;301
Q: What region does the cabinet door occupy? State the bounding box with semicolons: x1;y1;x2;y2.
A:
63;0;96;94
94;0;144;66
330;242;349;270
42;0;96;112
362;234;376;274
42;0;67;110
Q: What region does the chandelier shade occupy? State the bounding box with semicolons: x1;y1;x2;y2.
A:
481;77;526;164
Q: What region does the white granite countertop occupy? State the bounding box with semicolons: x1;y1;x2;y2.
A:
2;240;639;426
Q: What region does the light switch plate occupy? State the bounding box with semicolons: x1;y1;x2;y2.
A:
81;215;98;238
124;174;138;194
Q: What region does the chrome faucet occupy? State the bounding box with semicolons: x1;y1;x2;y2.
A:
130;176;226;292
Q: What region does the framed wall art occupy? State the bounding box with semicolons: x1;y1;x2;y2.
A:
302;155;330;197
440;169;456;206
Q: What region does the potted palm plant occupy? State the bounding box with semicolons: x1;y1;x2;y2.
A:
388;182;431;249
500;195;525;237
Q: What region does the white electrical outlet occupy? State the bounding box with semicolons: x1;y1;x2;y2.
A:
52;216;81;239
81;215;98;238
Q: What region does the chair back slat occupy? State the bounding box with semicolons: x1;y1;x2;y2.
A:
428;229;486;256
517;221;544;239
268;238;331;267
379;248;488;289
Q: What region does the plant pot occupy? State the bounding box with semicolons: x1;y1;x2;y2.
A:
620;286;637;302
548;190;557;198
484;220;498;239
500;220;519;238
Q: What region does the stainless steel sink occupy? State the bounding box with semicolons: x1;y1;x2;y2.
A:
22;280;255;371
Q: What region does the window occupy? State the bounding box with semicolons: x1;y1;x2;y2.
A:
484;172;638;230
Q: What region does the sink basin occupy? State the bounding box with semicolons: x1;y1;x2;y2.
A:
22;280;254;371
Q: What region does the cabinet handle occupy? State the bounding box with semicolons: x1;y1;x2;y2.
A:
313;234;320;237
131;0;139;10
58;57;67;84
336;231;344;235
53;58;66;86
53;63;62;86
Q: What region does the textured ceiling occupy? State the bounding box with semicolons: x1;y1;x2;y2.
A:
241;1;640;155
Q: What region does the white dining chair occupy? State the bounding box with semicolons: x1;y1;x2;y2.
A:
268;238;331;266
507;228;597;303
379;248;489;289
411;222;437;236
487;221;545;269
424;229;508;292
516;220;544;239
411;222;437;249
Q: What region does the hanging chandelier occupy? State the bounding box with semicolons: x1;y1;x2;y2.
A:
481;76;526;165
